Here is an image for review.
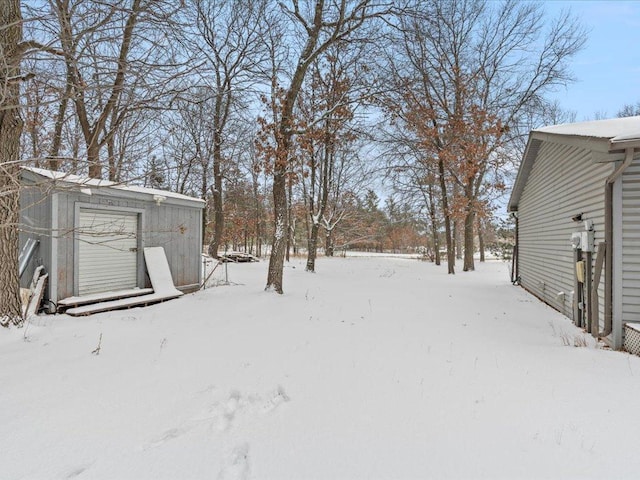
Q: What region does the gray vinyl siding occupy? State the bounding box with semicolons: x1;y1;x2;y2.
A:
621;158;640;323
517;141;612;320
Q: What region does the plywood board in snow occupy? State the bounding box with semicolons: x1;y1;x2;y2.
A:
143;247;183;296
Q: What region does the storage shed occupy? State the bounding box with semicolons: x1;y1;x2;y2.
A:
508;116;640;350
19;167;205;308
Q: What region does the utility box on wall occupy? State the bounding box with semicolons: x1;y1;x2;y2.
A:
570;230;594;252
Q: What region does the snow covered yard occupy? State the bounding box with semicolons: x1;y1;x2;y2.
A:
3;256;640;480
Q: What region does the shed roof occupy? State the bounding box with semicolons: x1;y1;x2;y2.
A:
508;116;640;212
23;167;205;208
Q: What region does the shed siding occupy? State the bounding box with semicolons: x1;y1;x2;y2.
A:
621;158;640;323
144;203;201;289
19;171;203;302
51;191;201;299
517;141;611;321
19;183;52;290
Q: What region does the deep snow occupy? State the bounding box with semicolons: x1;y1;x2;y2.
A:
2;255;640;479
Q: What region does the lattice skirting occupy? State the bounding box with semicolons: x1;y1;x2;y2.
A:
624;323;640;356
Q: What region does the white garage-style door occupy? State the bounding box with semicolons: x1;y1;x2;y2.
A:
78;209;139;296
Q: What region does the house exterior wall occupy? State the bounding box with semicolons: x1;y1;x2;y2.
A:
621;158;640;325
517;140;612;322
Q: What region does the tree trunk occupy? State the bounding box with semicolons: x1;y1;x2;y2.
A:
325;229;334;256
428;183;440;265
463;208;475;271
29;101;40;166
208;174;223;258
199;166;208;248
463;177;476;271
0;161;22;327
59;0;141;182
106;108;121;182
208;128;224;259
87;140;102;178
107;134;116;181
254;191;261;258
478;217;485;262
438;157;454;274
266;159;288;292
265;0;372;292
455;219;462;260
0;0;25;327
286;177;293;262
306;221;319;272
48;78;72;170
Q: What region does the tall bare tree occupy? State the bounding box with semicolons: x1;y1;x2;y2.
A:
45;0;180;179
383;0;585;273
296;48;359;272
263;0;390;293
0;0;24;326
188;0;269;258
1;2;62;326
51;0;142;177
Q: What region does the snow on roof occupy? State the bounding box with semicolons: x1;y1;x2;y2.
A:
23;167;205;206
508;116;640;212
534;115;640;143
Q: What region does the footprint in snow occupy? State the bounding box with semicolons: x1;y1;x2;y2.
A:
211;390;242;432
144;425;190;450
64;462;94;478
217;443;250;480
210;386;290;432
260;385;290;413
144;386;291;450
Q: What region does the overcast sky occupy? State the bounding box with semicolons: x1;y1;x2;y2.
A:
544;0;640;122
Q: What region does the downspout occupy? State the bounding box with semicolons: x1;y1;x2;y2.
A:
513;212;519;284
601;148;634;338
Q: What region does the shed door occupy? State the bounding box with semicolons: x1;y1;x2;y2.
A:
78;209;138;295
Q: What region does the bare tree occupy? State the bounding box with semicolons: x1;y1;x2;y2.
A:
44;0;181;179
618;102;640;118
382;0;585;273
262;0;390;293
295;46;362;272
0;1;24;326
187;0;270;258
1;2;62;326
